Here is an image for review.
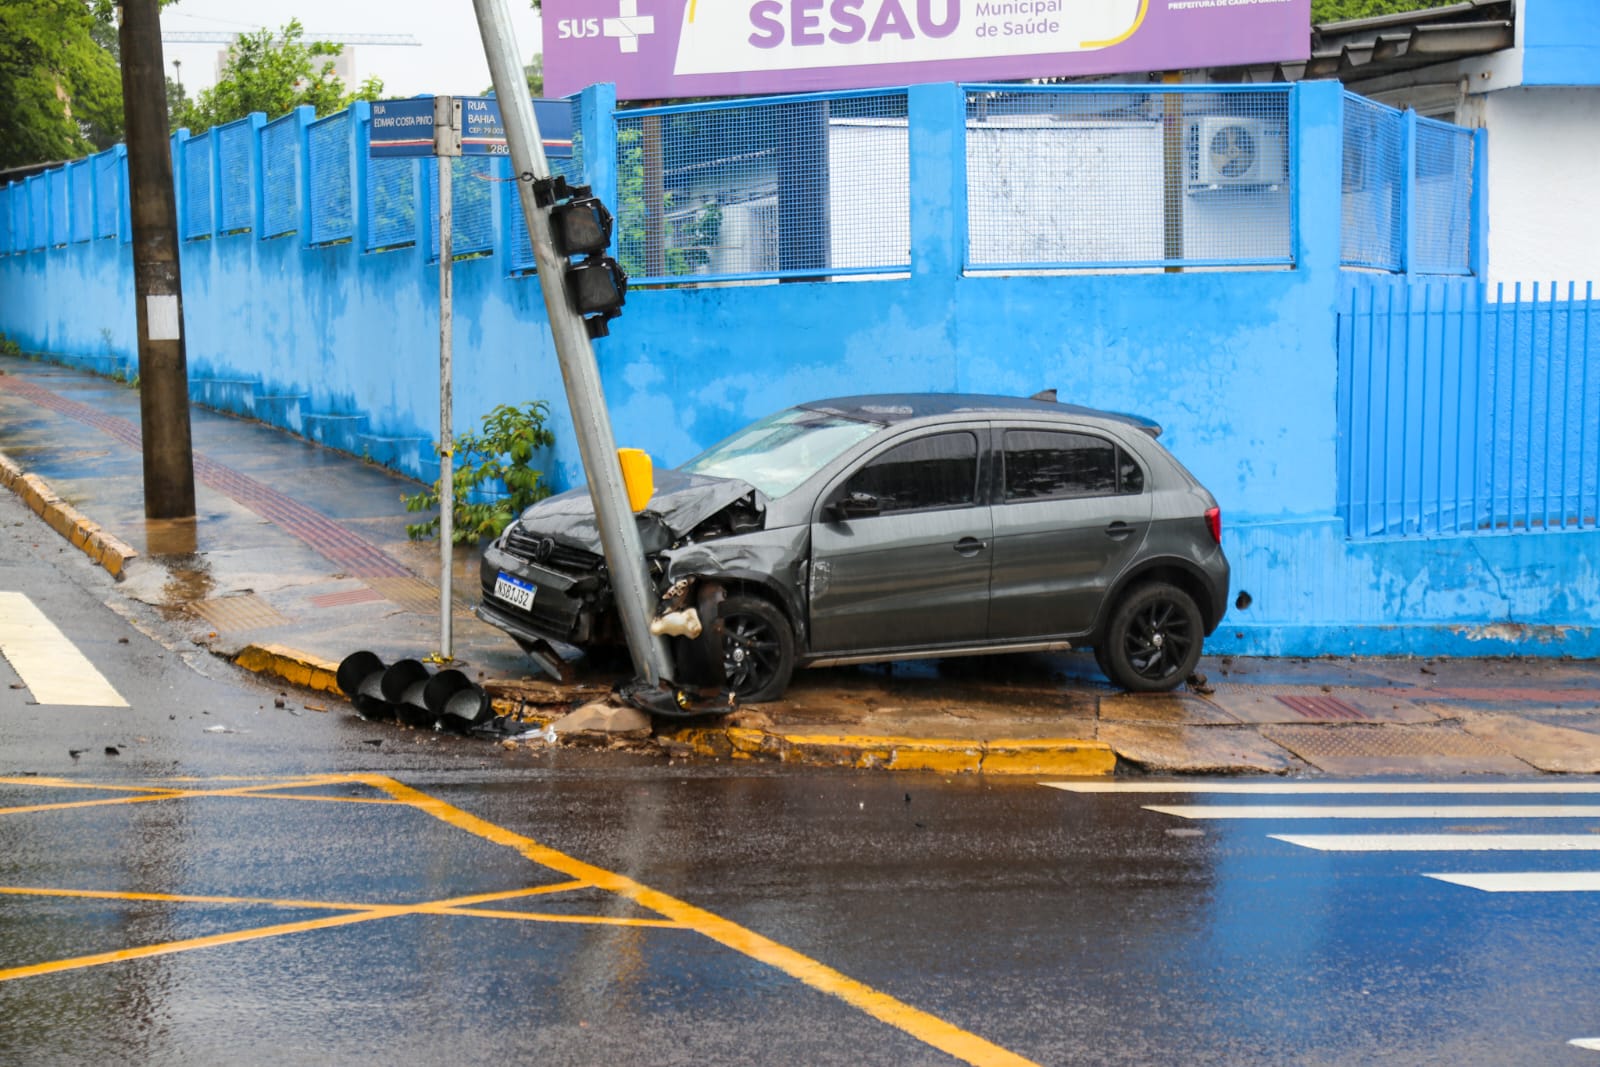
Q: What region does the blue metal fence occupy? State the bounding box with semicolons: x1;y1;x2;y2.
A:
615;89;912;285
46;168;68;247
66;160;92;243
965;84;1294;272
1413;116;1474;276
425;157;496;260
308;112;353;245
262;112;301;238
1340;94;1403;272
1339;281;1599;538
94;148;121;239
182;131;214;240
366;156;417;251
216;117;255;233
1;85;1481;290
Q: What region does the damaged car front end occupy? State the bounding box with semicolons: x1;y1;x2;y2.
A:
477;404;882;702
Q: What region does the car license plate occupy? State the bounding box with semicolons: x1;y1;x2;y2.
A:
493;572;536;611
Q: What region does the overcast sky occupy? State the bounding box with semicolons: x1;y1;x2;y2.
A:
159;0;546;99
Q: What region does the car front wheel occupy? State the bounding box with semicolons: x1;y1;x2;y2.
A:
1102;582;1203;693
719;594;797;703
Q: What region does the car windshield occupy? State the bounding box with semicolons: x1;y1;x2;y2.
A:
680;407;881;499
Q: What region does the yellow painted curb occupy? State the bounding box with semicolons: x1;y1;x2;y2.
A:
982;738;1118;776
1;456;138;580
657;726;1115;776
234;644;343;694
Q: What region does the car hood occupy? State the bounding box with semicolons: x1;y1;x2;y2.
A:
513;468;764;552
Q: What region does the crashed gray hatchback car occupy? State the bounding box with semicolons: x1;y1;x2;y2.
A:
477;394;1230;701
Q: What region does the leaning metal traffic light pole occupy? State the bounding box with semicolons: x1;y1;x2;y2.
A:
470;0;673;688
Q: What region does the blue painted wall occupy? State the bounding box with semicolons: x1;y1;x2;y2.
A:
1521;0;1600;87
2;81;1596;657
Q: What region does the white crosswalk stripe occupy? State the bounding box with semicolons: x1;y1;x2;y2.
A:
1273;834;1600;852
1146;803;1600;820
1044;779;1600;893
1428;873;1600;893
0;591;127;707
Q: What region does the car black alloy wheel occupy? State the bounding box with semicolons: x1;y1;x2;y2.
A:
1104;582;1202;693
718;593;796;703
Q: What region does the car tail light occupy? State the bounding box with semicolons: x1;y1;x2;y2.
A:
1205;506;1222;544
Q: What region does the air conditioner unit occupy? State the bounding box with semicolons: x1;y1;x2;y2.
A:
1188;116;1286;192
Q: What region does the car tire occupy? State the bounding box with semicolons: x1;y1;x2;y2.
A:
1103;582;1203;693
719;593;796;703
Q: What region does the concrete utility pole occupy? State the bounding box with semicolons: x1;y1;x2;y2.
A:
470;0;674;687
118;0;196;520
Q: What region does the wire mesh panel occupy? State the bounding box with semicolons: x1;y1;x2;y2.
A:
46;168;69;247
1340;94;1403;271
425;156;496;259
262;113;301;238
94;149;120;238
964;85;1292;271
308;111;353;244
216;118;254;233
28;176;47;249
508;101;586;273
366;156;417;251
66;160;92;242
615;90;910;285
182;131;214;240
1413;117;1473;275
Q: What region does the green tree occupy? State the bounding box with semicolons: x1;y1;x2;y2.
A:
180;19;383;134
0;0;124;169
1311;0;1457;23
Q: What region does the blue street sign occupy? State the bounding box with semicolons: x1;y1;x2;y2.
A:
369;97;573;159
369;98;437;158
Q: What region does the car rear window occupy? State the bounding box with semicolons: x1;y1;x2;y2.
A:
1003;430;1144;500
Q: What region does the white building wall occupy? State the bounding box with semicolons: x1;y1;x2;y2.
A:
1479;86;1600;290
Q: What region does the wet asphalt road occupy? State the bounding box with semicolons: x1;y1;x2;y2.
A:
4;492;1600;1065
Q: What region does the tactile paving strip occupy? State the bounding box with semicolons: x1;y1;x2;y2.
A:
187;594;291;633
0;376;411;579
1260;723;1530;774
309;588;385;609
366;576;475;618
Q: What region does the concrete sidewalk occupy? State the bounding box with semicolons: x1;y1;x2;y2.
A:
4;353;1600;777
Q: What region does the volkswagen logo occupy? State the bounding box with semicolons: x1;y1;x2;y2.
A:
533;536;556;563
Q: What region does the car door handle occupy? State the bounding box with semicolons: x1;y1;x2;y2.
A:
953;537;988;556
1105;521;1134;541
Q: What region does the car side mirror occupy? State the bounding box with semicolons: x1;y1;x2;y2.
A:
830;490;881;520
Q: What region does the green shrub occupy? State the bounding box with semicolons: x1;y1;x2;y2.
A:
404;401;557;544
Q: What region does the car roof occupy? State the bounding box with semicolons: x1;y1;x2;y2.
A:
798;393;1162;437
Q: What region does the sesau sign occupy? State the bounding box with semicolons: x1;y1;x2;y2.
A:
544;0;1310;101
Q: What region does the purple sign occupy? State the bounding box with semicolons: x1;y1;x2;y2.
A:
543;0;1311;101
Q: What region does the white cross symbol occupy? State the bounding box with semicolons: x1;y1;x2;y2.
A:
603;0;656;53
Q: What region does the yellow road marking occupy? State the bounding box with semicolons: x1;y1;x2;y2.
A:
0;883;627;982
361;774;1040;1067
432;907;681;928
0;885;384;911
0;775;363;816
0;907;415;982
0;774;1039;1066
